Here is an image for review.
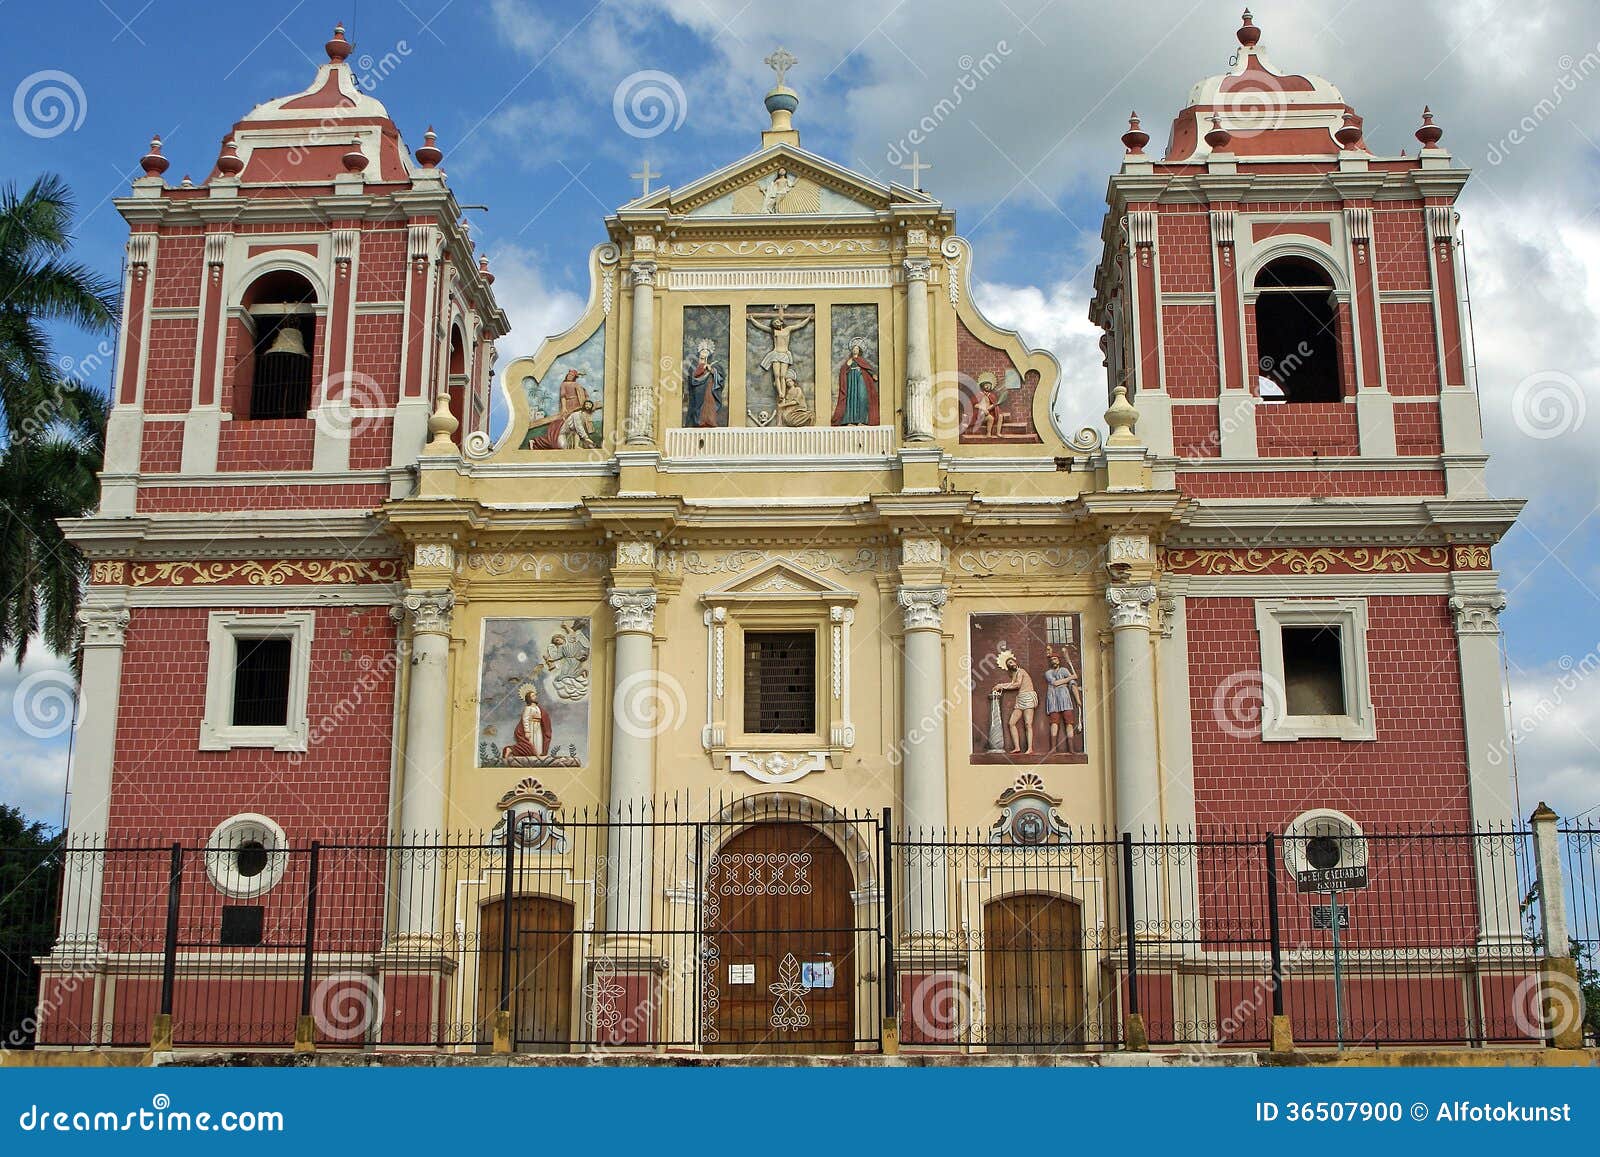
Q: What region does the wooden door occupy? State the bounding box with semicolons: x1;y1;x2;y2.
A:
705;823;856;1053
983;893;1085;1050
478;896;574;1052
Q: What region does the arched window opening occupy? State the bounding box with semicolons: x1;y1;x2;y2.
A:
1253;257;1342;404
241;270;317;420
447;324;467;445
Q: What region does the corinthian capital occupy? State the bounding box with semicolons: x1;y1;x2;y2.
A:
898;585;947;632
399;589;455;636
630;260;657;288
902;257;931;283
1106;583;1157;630
1449;592;1505;636
608;588;657;634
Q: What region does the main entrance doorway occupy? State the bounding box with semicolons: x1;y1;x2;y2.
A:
477;896;575;1051
982;893;1085;1050
703;822;859;1053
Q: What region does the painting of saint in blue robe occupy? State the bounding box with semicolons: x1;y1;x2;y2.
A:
681;305;730;427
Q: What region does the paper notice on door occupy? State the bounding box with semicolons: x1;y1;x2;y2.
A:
728;963;755;985
801;961;835;989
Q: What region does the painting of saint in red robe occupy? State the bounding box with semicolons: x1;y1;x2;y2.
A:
832;341;879;426
502;684;553;760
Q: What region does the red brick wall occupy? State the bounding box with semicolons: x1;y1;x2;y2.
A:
1172;402;1220;458
1186;594;1470;833
136;483;389;512
1372;207;1431;292
216;418;317;472
1395;400;1445;455
139;420;184;473
1176;468;1446;499
140;317;198;414
105;603;397;845
1156;212;1214;294
1380;301;1442;395
1161;304;1219;397
1255;402;1361;457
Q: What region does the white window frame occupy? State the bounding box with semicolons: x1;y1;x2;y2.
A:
1283;808;1368;880
200;610;314;751
204;812;290;899
1254;598;1375;742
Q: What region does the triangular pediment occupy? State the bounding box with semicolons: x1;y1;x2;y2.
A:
699;557;859;604
622;144;935;220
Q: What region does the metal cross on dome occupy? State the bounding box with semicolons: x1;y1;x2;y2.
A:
765;47;797;87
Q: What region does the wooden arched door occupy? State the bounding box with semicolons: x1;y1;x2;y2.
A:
983;893;1085;1050
704;822;857;1054
477;896;574;1052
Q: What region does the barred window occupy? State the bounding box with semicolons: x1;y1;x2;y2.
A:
1281;625;1346;716
743;630;816;734
231;637;292;728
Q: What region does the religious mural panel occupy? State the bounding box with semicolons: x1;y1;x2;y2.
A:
682;305;730;428
745;303;816;426
828;304;880;427
478;618;591;768
518;326;605;450
969;612;1086;764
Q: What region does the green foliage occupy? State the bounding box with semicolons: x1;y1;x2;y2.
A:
0;174;117;664
0;804;63;1048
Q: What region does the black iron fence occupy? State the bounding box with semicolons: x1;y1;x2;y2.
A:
2;811;1594;1054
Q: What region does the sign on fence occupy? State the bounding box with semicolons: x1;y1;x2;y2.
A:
1311;904;1351;930
1295;865;1369;893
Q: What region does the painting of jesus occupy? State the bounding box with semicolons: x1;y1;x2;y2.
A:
969;612;1086;764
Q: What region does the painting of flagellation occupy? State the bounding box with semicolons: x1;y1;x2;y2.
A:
968;612;1086;764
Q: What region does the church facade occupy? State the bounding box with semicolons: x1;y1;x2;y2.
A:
42;16;1536;1054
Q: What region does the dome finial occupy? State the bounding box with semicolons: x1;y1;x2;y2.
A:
1415;106;1443;147
1121;112;1149;154
326;22;353;63
1105;384;1140;445
1335;110;1364;149
1237;9;1261;48
1205;113;1232;150
762;47;801;147
139;134;169;178
216;133;244;177
416;126;443;169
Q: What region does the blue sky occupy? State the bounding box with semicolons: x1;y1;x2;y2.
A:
2;1;1599;825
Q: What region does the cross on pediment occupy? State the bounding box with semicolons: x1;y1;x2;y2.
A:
630;158;661;197
764;47;797;87
900;151;931;191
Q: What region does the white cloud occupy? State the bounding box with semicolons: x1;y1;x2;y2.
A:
0;649;75;826
485;242;588;435
1505;662;1600;821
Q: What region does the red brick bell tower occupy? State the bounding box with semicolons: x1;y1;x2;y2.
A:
64;23;506;857
1089;12;1523;844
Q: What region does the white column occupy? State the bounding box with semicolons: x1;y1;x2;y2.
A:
898;585;949;936
56;605;131;953
903;258;933;441
1107;583;1161;832
1449;589;1521;947
625;260;657;445
394;588;454;941
606;588;658;938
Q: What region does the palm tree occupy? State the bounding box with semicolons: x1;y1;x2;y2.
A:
0;175;118;663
